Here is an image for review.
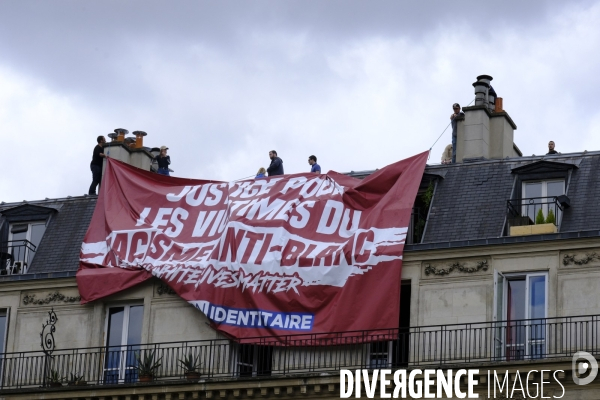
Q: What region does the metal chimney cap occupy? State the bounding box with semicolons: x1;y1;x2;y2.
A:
132;130;148;136
477;74;493;82
107;133;118;139
472;81;490;88
114;128;129;135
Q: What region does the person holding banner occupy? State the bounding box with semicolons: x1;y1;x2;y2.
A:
267;150;284;176
88;135;107;195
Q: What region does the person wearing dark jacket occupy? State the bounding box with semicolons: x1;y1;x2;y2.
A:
267;150;284;176
88;135;107;195
155;145;171;176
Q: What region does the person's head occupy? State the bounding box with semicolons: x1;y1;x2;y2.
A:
257;167;266;175
269;150;277;159
452;103;461;113
97;135;106;144
548;141;555;151
160;145;169;155
308;155;317;165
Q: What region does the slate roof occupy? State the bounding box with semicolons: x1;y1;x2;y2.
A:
0;196;97;276
347;151;600;244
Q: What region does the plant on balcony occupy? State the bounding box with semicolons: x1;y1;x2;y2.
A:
67;372;87;386
134;350;162;383
179;351;202;381
47;369;63;387
546;209;556;225
535;209;545;224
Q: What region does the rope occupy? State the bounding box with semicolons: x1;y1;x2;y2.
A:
232;174;255;182
427;97;476;160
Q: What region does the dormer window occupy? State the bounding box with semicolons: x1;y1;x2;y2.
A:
506;160;576;236
6;222;46;273
0;204;56;275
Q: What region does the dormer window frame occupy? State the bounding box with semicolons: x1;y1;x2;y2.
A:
505;160;577;236
0;204;57;275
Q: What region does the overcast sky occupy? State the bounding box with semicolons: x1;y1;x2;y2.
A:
1;0;600;203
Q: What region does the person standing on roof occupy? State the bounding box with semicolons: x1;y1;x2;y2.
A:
155;146;171;176
88;135;107;195
308;155;321;174
255;167;267;178
450;103;464;163
547;141;559;155
267;150;284;176
441;144;452;164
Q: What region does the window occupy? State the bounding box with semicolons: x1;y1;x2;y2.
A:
369;341;392;368
4;222;46;274
104;305;144;383
494;271;548;360
521;180;564;223
0;309;9;385
0;309;8;354
235;344;272;377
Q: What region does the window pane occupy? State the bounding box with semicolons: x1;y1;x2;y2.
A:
495;272;504;321
105;307;125;382
523;183;542;222
507;279;526;360
127;306;143;346
10;231;26;243
507;280;526;321
524;182;542;198
0;310;7;354
529;276;546;320
546;181;564;198
107;307;124;347
30;224;46;250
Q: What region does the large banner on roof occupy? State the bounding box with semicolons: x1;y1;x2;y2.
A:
77;152;428;339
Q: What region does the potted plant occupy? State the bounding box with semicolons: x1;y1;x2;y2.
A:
67;372;87;386
179;352;202;381
134;350;162;383
546;209;556;225
47;369;63;387
535;209;545;224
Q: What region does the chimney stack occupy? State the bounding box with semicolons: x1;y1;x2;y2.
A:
101;128;156;174
455;75;521;162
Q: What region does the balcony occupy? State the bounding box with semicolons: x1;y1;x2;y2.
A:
0;314;598;390
506;196;569;236
0;240;36;275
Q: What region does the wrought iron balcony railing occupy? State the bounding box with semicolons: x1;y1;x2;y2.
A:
0;314;599;390
507;196;567;228
0;240;36;276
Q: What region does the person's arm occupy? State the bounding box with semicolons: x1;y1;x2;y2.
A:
166;156;171;165
95;146;106;158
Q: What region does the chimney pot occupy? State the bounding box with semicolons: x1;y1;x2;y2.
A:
473;81;490;107
495;97;503;112
107;133;118;142
114;128;129;142
476;74;493;85
132;130;148;149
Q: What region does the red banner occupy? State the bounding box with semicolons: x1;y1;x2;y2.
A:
78;152;428;339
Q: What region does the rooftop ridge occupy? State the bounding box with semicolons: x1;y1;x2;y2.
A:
0;194;97;208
